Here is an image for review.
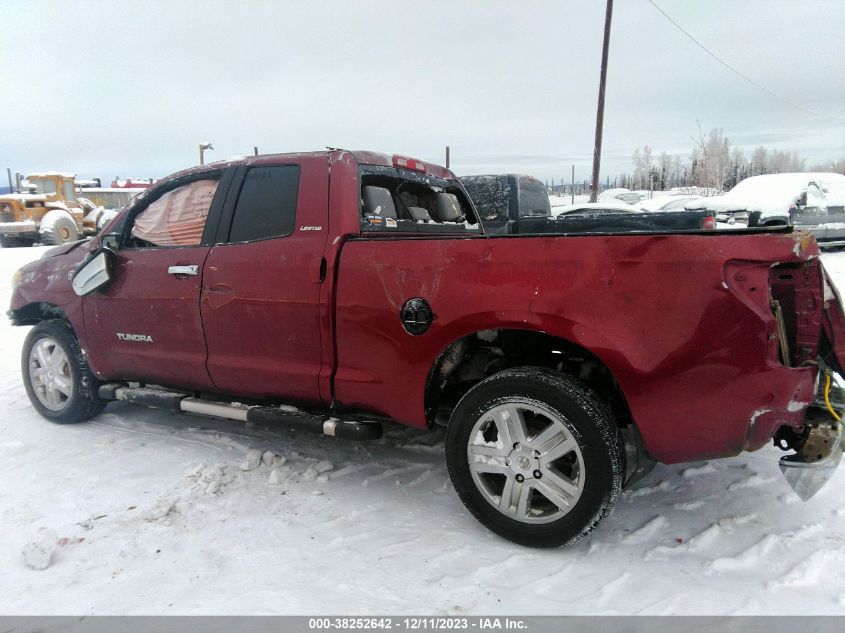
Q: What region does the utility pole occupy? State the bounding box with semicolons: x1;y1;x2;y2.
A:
589;0;614;203
445;146;450;169
571;165;575;204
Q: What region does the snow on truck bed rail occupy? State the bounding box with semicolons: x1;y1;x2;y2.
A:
1;245;845;615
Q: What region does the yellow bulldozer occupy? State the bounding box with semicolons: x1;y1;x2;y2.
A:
0;172;116;247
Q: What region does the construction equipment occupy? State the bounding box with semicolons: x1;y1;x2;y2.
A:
0;172;118;247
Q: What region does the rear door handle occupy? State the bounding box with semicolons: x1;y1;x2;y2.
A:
168;265;199;276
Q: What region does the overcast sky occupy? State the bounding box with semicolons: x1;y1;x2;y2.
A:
1;0;843;184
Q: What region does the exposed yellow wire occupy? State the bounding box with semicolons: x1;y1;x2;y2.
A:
824;371;841;422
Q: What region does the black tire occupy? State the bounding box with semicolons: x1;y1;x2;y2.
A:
446;366;624;548
21;320;106;424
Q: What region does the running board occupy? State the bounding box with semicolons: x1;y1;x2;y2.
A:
98;384;382;441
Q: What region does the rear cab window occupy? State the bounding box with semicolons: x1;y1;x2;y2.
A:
359;164;481;235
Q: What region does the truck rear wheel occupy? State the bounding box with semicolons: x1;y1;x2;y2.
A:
446;367;624;548
22;321;106;424
39;210;80;245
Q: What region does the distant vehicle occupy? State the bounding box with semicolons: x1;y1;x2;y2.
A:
111;178;155;189
0;173;91;247
76;188;145;211
598;188;644;205
549;194;590;209
462;176;712;234
0;173;143;247
823;181;845;215
554;201;639;215
460;174;550;233
638;195;702;213
686;173;845;247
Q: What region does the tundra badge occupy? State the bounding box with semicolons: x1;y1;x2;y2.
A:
116;333;154;343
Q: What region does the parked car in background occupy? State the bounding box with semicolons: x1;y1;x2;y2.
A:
462;176;712;234
638;195;702;213
549;193;590;210
598;187;644;205
687;173;845;248
553;201;640;216
826;181;845;214
460;174;551;234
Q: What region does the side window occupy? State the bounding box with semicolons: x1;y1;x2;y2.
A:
359;173;479;234
228;165;300;243
129;179;219;247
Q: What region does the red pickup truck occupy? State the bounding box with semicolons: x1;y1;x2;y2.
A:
9;150;845;547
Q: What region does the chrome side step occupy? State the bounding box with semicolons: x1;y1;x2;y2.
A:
98;384;382;441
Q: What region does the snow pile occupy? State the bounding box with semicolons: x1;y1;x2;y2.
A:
239;449;262;471
185;462;234;496
22;527;58;570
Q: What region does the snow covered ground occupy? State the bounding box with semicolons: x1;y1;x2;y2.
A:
1;245;845;615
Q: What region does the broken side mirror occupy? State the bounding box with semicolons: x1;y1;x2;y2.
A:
72;249;115;296
102;231;120;252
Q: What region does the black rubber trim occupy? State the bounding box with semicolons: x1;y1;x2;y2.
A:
247;407;382;440
334;421;383;441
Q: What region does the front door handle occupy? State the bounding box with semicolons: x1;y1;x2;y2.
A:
168;264;199;277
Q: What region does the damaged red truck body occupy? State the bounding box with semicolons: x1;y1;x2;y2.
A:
9;150;845;547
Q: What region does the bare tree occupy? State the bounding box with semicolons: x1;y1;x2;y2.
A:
624;125;840;193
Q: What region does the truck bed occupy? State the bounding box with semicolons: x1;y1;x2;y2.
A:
517;210;712;234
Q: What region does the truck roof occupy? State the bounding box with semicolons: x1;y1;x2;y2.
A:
155;150;456;189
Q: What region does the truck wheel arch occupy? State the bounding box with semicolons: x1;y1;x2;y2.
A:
424;328;633;428
424;328;654;486
9;302;68;326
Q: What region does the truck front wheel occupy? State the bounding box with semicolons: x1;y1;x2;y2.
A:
445;367;624;548
21;321;105;424
39;210;81;245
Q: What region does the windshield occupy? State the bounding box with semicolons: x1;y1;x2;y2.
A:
31;178;57;195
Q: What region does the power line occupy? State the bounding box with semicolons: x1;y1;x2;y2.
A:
646;0;845;121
